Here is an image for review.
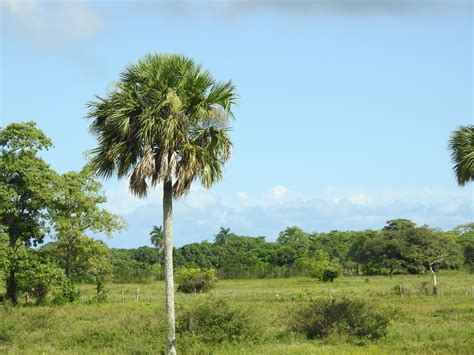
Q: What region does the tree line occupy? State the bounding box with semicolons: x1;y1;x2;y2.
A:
40;221;474;286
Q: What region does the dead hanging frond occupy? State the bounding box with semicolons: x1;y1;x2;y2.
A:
129;145;155;197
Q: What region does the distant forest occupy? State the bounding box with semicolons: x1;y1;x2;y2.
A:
40;220;474;283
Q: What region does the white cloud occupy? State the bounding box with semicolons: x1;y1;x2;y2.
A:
1;0;102;47
269;185;288;199
101;182;473;248
184;186;218;210
104;179;162;215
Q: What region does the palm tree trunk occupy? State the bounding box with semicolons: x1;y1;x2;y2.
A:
163;179;176;355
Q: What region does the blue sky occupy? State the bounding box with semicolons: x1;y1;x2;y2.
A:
1;0;472;247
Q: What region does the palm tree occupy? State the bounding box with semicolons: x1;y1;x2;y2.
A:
214;227;233;247
448;124;474;186
86;54;237;355
150;225;164;253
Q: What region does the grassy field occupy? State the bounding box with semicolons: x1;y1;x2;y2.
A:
1;271;474;354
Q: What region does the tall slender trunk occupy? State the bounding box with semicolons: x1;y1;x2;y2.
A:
163;179;176;355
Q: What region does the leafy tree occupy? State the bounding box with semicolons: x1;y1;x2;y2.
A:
86;53;236;355
411;228;462;293
274;226;310;265
383;219;417;231
453;223;474;271
349;221;461;279
448;124;474;186
0;122;57;304
49;168;125;278
130;246;161;265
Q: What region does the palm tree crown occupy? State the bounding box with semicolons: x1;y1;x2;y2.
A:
87;54;237;197
448;124;474;186
150;225;164;252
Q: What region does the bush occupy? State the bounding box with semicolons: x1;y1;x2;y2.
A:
288;298;391;340
17;255;76;304
311;262;341;282
177;298;259;344
321;266;340;282
175;267;217;293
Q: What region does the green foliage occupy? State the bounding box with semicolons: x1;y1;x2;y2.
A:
177;298;259;344
0;122;59;303
349;223;462;275
306;251;341;282
452;223;474;271
383;219;417;231
16;251;76;304
175;267;217;293
109;249;155;283
49;168;125;278
95;277;108;302
150;225;164;254
448;124;474;186
321;266;340;282
288;298;391;340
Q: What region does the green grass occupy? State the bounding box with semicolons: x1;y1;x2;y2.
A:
1;271;474;354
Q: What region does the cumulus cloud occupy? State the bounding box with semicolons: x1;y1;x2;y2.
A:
1;0;102;47
101;182;473;247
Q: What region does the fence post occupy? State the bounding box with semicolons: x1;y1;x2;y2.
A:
136;288;140;302
121;290;125;302
399;285;404;298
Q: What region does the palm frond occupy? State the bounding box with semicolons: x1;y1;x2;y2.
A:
448;124;474;186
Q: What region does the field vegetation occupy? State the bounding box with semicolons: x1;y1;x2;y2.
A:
1;272;473;354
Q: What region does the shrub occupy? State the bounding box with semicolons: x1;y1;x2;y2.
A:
321;266;340;282
17;255;75;305
175;267;216;293
311;262;341;282
288;298;391;340
177;298;259;344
